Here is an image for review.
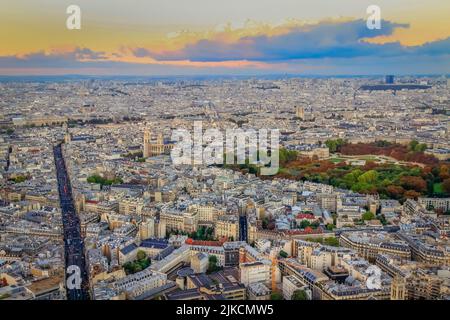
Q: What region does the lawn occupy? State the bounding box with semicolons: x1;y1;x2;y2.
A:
360;155;378;161
329;158;345;163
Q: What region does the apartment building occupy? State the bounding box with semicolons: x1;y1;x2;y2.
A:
239;261;271;287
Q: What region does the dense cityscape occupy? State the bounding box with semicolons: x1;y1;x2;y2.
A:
0;75;449;301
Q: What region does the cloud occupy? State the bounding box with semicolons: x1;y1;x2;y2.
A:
0;47;278;75
414;37;450;55
136;19;449;63
0;48;108;68
132;48;152;58
0;19;449;75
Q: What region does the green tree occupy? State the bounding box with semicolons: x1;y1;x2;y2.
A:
358;170;378;184
292;289;308;300
279;148;298;165
87;174;123;186
324;237;340;247
279;250;288;258
270;292;283;300
343;169;363;187
409;140;427;152
133;264;143;273
325;140;338;153
310;221;320;229
262;217;269;229
325;139;345;153
11;176;27;183
362;211;375;221
417;143;427;152
136;250;147;261
300;220;311;229
409;140;419;152
207;255;219;273
123;262;134;274
378;214;388;225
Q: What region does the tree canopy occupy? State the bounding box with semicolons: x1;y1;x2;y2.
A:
362;211;375;221
270;292;283;300
292;289;309;300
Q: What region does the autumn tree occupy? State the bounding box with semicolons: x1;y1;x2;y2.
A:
443;178;450;195
400;176;427;192
439;165;450;180
386;185;405;199
404;190;421;200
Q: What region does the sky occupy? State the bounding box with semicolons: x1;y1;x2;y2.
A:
1;0;449;75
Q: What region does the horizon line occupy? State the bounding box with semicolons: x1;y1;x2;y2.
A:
0;73;448;79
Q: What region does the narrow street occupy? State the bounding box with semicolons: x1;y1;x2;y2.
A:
239;215;248;242
54;143;90;300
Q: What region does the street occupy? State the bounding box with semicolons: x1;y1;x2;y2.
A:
54;143;90;300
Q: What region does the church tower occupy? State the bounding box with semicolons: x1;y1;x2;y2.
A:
143;129;151;158
391;276;407;300
295;105;305;120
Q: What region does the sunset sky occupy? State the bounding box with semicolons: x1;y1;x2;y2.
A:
1;0;449;75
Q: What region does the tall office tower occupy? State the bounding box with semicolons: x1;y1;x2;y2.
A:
386;75;395;84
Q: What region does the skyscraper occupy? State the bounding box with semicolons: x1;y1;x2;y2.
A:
386;75;395;84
